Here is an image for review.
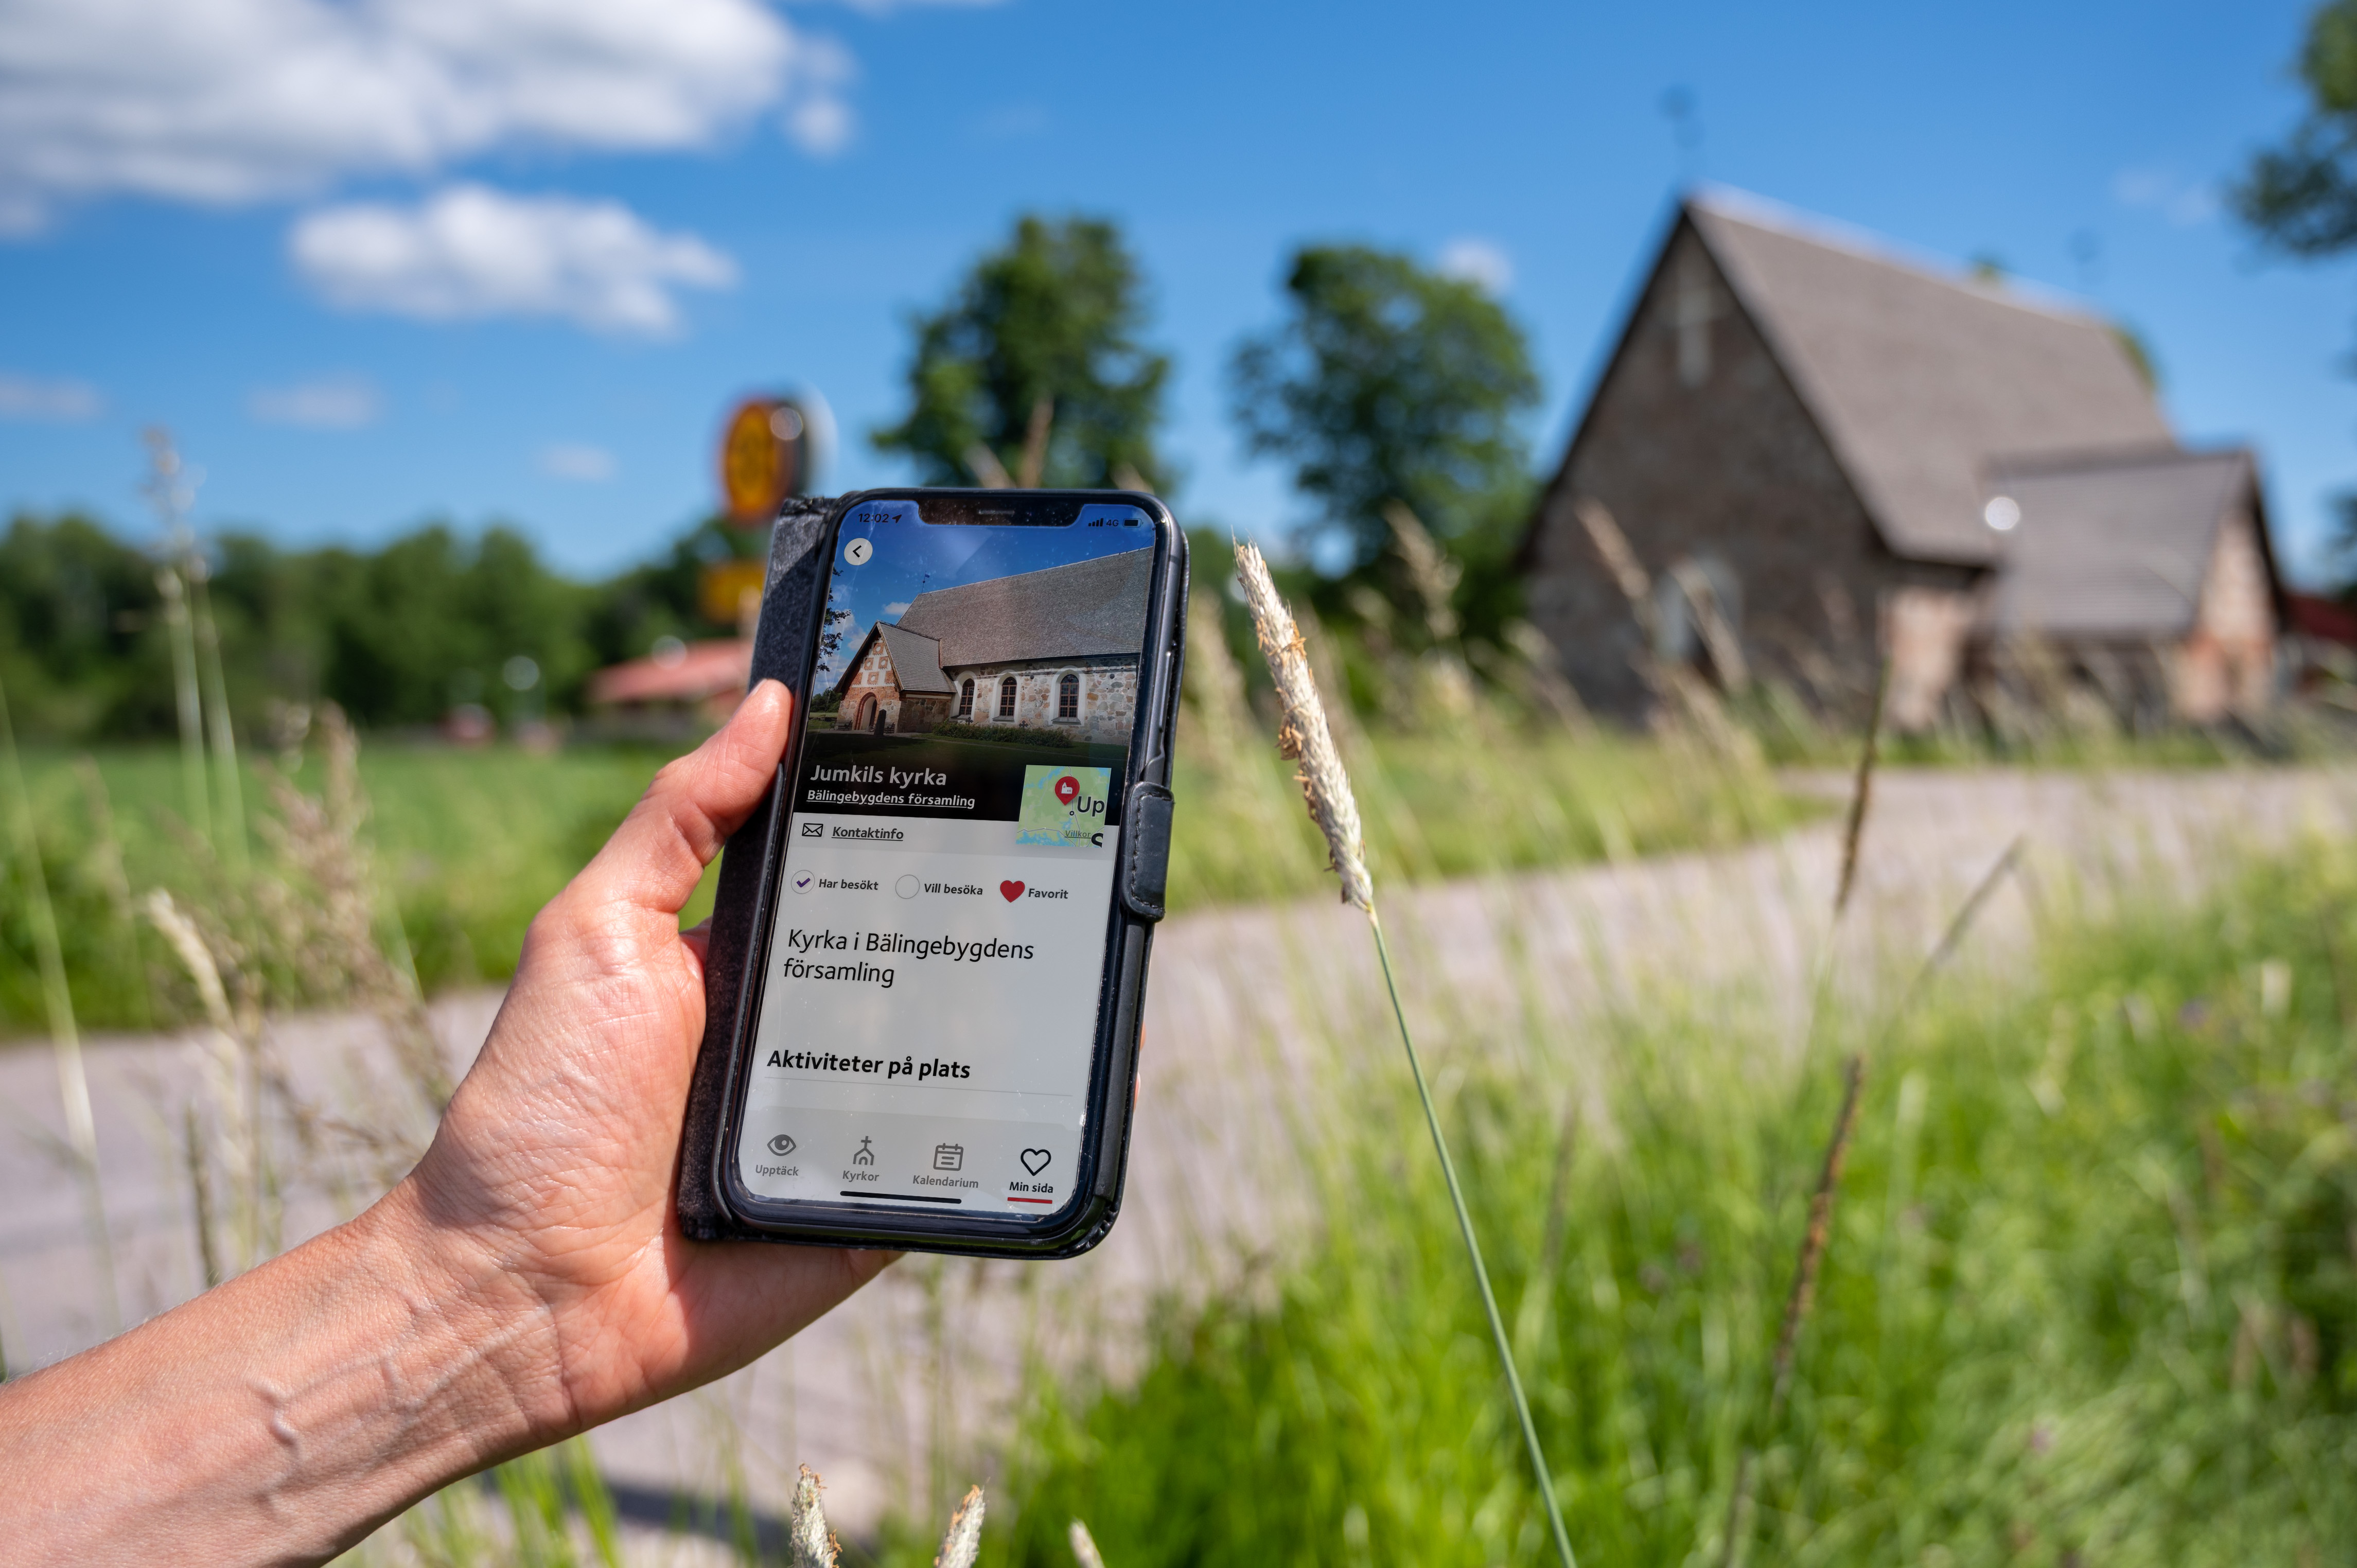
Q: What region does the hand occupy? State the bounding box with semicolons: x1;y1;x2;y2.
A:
0;681;891;1566
396;677;892;1434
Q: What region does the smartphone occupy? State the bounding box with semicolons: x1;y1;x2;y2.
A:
707;489;1187;1257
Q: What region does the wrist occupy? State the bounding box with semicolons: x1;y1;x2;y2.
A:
0;1185;572;1565
353;1174;580;1458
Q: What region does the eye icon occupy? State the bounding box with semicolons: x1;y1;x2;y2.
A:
767;1133;797;1157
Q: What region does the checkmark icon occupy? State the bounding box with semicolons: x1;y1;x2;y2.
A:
793;870;814;893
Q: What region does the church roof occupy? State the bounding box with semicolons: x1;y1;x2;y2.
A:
874;623;954;693
1982;446;2263;639
1687;191;2172;566
895;546;1154;669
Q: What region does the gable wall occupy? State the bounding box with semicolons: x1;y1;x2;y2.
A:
850;635;898;694
838;633;908;730
1523;220;1976;718
2170;503;2278;720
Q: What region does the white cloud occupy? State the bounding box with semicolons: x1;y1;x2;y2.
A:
881;600;911;617
0;371;102;420
783;33;857;156
249;374;381;429
0;0;860;227
1438;237;1514;294
799;0;1007;13
290;183;737;334
2112;167;2219;227
539;441;617;481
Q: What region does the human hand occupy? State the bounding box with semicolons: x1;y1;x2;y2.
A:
386;678;893;1439
0;680;888;1567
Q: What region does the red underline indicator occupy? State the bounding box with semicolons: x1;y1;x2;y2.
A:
1006;1195;1052;1205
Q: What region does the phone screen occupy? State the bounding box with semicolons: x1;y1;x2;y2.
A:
732;497;1161;1223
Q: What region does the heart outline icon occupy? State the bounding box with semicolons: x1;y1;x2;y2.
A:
1020;1148;1051;1175
999;880;1025;902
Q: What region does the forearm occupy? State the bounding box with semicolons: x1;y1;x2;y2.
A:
0;688;890;1562
0;1183;567;1567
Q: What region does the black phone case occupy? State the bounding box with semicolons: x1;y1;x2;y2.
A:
675;494;1184;1257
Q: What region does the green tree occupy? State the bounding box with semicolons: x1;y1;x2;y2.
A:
310;525;594;729
1;508;797;740
582;517;764;673
2235;0;2357;255
1229;245;1540;576
0;513;172;738
872;215;1172;490
2236;0;2357;578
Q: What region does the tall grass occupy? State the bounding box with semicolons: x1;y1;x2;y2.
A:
1164;586;1801;914
0;670;117;1335
1229;540;1577;1566
979;843;2357;1565
1;742;698;1033
96;713;683;1565
6;706;1799;1037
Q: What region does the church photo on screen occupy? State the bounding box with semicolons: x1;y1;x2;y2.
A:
826;547;1151;747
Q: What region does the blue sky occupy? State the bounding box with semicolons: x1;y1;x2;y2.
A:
818;499;1152;684
3;0;2352;585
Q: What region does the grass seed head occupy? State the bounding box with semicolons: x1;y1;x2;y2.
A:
789;1465;838;1568
1234;542;1374;910
1573;497;1655;627
935;1484;986;1568
1068;1518;1109;1568
143;889;234;1037
1383;501;1462;643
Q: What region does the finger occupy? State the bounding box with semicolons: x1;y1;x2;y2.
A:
585;681;793;915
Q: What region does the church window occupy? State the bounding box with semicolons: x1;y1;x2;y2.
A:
957;678;974;719
1057;673;1080;721
997;676;1018;719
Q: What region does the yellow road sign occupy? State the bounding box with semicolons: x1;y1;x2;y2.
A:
699;557;768;628
720;397;804;523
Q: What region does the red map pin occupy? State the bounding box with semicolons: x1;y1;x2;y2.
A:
1053;774;1080;806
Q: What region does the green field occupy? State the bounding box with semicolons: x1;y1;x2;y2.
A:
947;846;2357;1566
1;742;688;1034
2;710;1796;1036
1165;720;1799;911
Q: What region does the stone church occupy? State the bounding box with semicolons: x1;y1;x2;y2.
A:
830;547;1150;745
1518;190;2283;729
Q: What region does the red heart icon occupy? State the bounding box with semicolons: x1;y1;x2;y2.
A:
999;880;1025;902
1054;774;1079;805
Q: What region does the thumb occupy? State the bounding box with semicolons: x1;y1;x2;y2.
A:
582;680;793;917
